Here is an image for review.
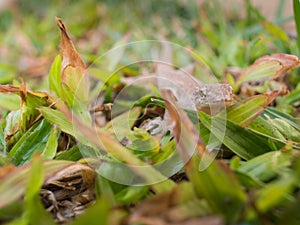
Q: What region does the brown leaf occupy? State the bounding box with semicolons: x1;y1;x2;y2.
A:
254;54;300;78
238;54;300;83
0;84;22;93
43;163;96;188
55;17;85;71
0;165;15;179
40;163;96;223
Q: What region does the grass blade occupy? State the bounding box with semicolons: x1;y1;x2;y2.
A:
293;0;300;51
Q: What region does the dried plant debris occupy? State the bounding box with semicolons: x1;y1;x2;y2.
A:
41;163;96;223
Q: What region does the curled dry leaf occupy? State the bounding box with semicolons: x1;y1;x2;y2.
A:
253;54;300;78
237;53;300;84
55;17;85;70
55;17;89;104
0;83;53;106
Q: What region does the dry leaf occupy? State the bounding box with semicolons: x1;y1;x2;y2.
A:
254;54;300;78
42;163;96;223
55;17;89;104
55;17;85;71
237;53;300;83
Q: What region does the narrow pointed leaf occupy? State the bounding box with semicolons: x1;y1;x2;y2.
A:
24;155;55;225
225;91;279;127
199;112;276;159
48;54;62;97
8;119;52;165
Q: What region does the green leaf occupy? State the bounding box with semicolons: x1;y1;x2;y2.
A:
248;116;286;142
199;112;275;160
61;83;91;124
88;68;117;84
162;90;246;223
54;145;83;161
237;61;282;86
38;107;74;136
264;107;299;127
188;155;247;223
42;126;59;159
269;118;300;142
0;201;23;222
283;83;300;105
225;92;278;127
104;107;141;139
238;150;295;182
293;0;300;51
62;66;89;105
0;154;11;166
65;108;175;193
8;119;52;165
126;128;160;159
71;198;109;225
24;155;55;225
262;21;289;43
234;170;264;189
49;54;62;98
115;186;149;204
256;175;296;213
20;91;52;132
0;93;20;111
4;110;21;145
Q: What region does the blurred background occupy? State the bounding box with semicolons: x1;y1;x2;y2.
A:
0;0;296;86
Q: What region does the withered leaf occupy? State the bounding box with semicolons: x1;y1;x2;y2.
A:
254;54;300;77
43;163;96;188
237;53;300;84
55;17;85;71
55;17;89;105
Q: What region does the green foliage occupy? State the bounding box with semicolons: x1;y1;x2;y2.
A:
293;0;300;52
0;1;300;225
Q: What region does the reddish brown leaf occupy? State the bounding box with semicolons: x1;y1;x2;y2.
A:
56;18;89;104
0;84;22;94
55;17;85;71
237;54;300;84
254;54;300;78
